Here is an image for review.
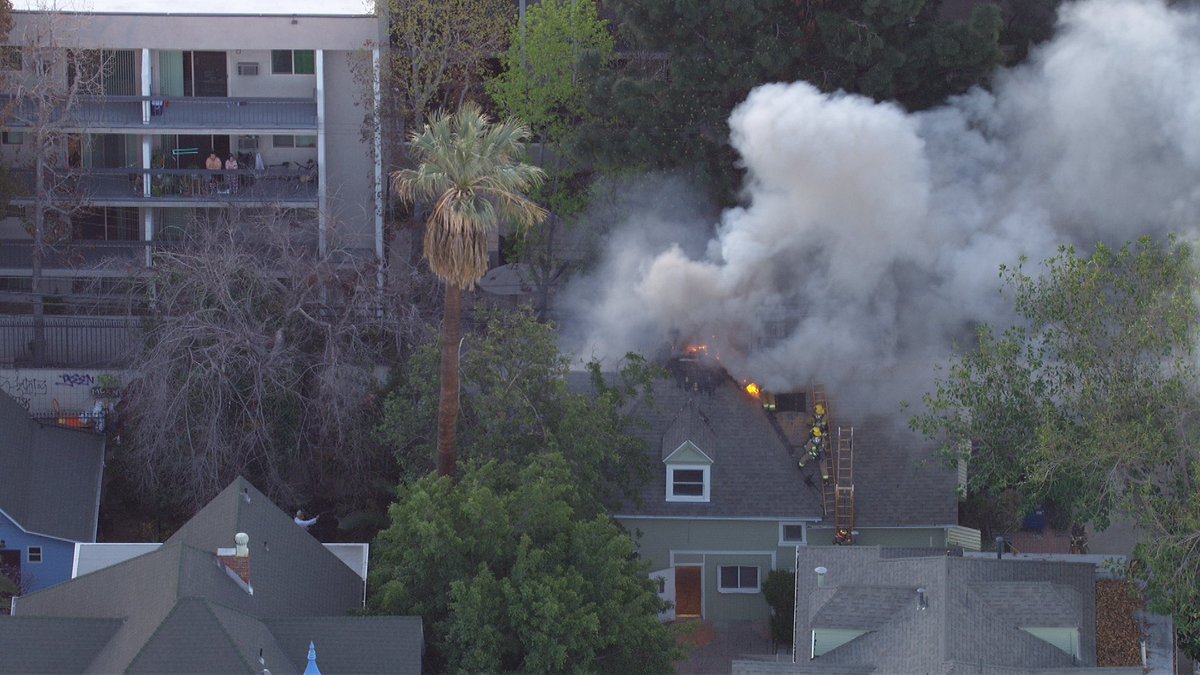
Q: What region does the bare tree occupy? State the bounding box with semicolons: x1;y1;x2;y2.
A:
0;560;32;614
3;5;108;364
116;207;438;511
352;0;511;163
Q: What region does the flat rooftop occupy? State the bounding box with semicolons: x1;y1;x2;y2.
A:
14;0;375;16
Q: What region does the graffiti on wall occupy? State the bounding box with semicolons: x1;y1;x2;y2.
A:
0;370;123;414
54;373;96;388
0;375;49;411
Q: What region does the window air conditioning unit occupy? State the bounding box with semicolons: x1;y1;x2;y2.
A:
237;135;259;150
237;62;259;76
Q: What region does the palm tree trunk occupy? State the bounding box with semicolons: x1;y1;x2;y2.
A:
436;282;462;478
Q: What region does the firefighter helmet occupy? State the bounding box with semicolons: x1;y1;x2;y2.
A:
815;404;825;416
811;426;823;437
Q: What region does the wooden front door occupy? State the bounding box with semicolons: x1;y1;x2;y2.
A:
675;566;702;618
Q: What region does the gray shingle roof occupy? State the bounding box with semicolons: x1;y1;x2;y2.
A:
266;616;424;674
0;616;122;673
573;366;959;525
576;374;823;520
0;391;105;542
2;477;421;674
661;399;718;461
793;547;1098;673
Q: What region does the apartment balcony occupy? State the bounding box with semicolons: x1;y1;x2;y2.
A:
0;240;148;278
0;238;376;279
0;95;317;133
9;167;319;208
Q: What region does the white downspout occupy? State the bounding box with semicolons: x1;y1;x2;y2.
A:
372;47;384;297
315;49;327;257
141;48;153;268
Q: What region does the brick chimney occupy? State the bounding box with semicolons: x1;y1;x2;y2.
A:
216;532;253;594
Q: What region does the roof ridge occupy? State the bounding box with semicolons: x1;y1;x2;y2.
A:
124;595;255;667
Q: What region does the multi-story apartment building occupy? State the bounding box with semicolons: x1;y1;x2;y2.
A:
0;0;386;367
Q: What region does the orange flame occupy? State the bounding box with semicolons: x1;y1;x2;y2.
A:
685;344;708;355
745;383;761;398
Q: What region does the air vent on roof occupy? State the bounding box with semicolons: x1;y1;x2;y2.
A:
237;62;259;76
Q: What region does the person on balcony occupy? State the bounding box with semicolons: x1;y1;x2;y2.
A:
225;154;239;194
205;152;222;193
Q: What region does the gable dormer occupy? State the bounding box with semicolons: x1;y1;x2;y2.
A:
662;400;716;503
663;443;712;502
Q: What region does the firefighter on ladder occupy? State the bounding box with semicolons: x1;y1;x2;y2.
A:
797;424;831;483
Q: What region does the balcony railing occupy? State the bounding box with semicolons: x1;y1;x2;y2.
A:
0;239;377;277
8;167;319;205
0;94;317;130
0;239;148;273
0;315;141;367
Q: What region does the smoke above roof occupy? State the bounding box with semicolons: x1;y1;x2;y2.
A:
561;0;1200;401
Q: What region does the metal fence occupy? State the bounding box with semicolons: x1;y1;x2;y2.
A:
0;315;141;367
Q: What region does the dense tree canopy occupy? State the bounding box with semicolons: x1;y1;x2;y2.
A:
370;454;678;673
577;0;1004;204
911;237;1200;655
378;306;657;506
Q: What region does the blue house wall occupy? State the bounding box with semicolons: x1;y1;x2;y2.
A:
0;511;76;593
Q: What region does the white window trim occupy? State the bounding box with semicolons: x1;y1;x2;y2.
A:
778;521;808;545
666;464;710;503
27;546;42;563
716;565;760;594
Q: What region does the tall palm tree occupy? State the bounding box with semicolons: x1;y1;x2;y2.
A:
393;103;546;479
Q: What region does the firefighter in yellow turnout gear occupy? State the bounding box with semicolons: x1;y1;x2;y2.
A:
797;404;831;483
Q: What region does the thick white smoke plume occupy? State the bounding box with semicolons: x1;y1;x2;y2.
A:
561;0;1200;399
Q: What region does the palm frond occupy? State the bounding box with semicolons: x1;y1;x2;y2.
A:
392;102;547;290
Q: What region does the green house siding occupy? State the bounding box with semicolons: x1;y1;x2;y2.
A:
622;517;979;622
620;517;806;622
807;526;979;550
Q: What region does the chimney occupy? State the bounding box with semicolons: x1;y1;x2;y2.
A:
217;532;253;594
815;566;828;588
916;587;928;611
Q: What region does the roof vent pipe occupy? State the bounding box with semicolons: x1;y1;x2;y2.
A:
815;566;827;587
917;587;928;610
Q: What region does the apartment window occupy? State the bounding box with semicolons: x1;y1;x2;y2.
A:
0;46;21;70
27;547;42;563
274;135;316;149
271;49;314;75
666;465;709;502
2;131;23;145
717;565;759;593
779;522;807;545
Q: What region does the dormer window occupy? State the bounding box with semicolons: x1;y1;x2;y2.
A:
667;465;710;502
661;402;716;503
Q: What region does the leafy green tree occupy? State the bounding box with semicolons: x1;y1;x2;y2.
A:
486;0;613;317
392;104;546;479
799;0;1004;111
378;306;657;506
911;237;1200;656
487;0;613;154
370;454;678;673
578;0;1003;204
